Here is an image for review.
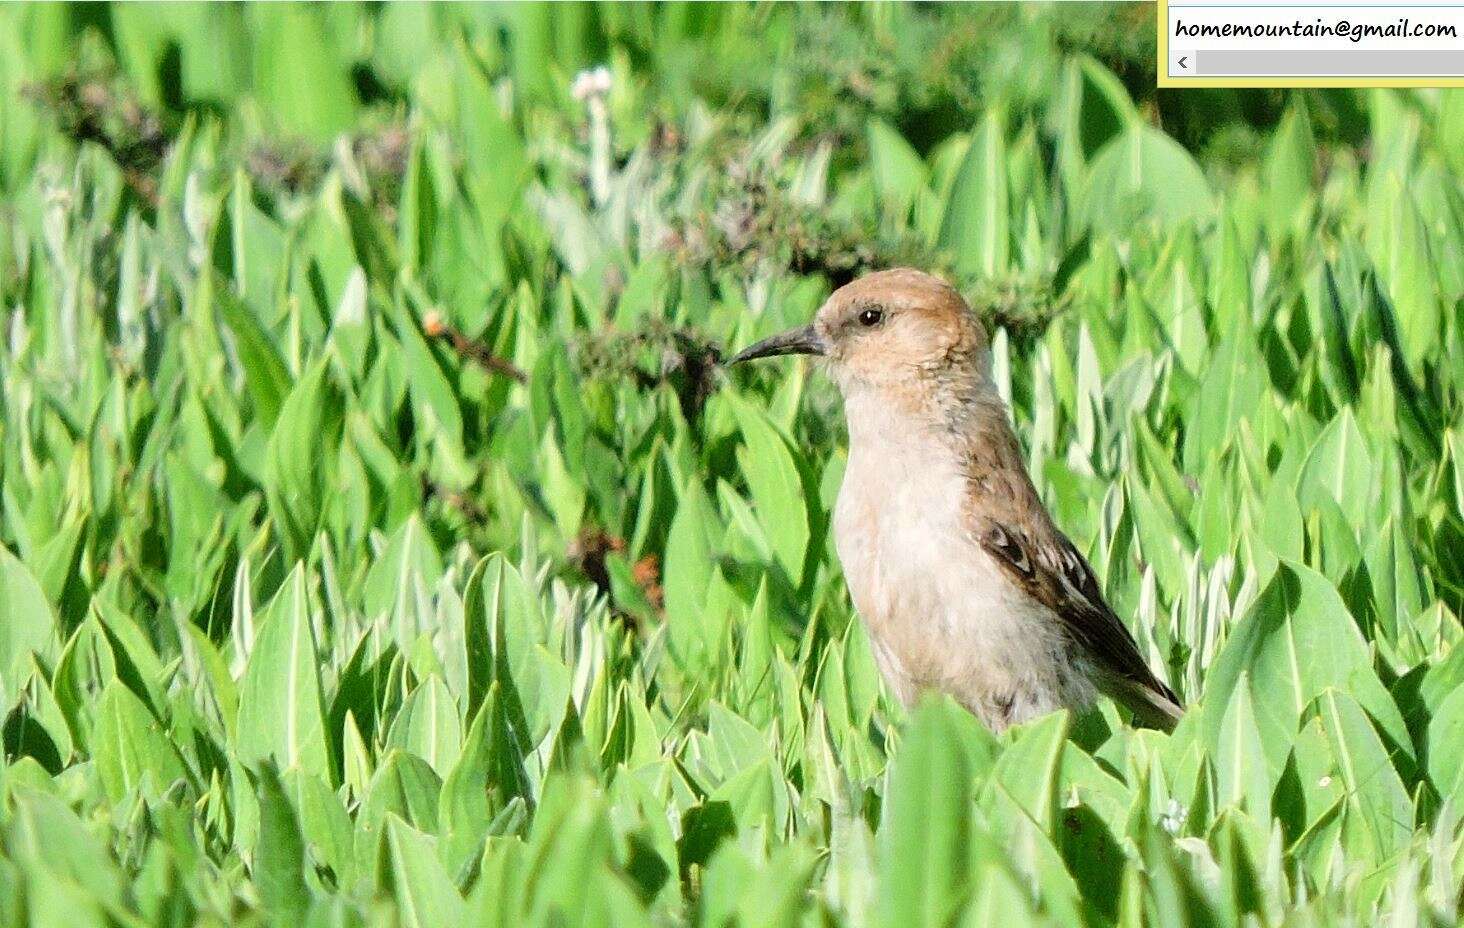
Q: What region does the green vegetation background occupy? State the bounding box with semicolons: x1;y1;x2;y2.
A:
0;3;1462;925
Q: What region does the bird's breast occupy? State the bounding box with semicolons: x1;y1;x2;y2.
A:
832;417;1077;718
834;429;987;653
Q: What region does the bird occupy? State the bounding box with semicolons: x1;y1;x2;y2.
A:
727;268;1182;732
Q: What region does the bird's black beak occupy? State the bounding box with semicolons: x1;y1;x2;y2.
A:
725;324;826;365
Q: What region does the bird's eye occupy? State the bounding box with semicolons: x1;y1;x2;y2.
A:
857;307;884;327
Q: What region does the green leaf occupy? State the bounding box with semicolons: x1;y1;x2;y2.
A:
264;360;343;562
470;554;569;746
1073;56;1139;158
1184;335;1267;472
3;789;126;908
1426;683;1464;801
0;544;59;704
253;763;312;922
248;4;358;141
662;479;722;666
1261;104;1316;241
387;676;463;777
1082;125;1215;233
380;816;469;926
867;117;927;221
393;293;465;453
236;566;332;781
878;697;979;928
362;513;444;632
214;271;292;429
1297;408;1374;532
991;710;1067;831
51;618;117;754
1216;673;1272;821
360;750;443;842
91;680;189;803
1201;562;1412;773
939;110;1010;278
727;393;812;586
1313;688;1413;859
1374;178;1442;370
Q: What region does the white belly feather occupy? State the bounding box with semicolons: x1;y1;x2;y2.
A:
832;399;1092;728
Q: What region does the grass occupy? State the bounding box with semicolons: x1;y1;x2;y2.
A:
1;3;1462;926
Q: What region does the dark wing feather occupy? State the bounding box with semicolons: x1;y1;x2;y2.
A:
979;520;1182;729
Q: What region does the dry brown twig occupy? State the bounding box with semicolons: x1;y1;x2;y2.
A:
421;310;528;384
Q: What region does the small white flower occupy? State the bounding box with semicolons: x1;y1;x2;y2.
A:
1160;798;1188;835
571;65;613;101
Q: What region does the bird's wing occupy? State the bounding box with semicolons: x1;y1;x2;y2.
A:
978;519;1183;730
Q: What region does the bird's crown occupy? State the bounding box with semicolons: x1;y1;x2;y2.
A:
813;268;990;386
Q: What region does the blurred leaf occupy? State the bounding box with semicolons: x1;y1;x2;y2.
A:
867;117;927;221
1082;126;1215;232
380;816;469;925
249;4;358;141
264;360;343;562
1184;335;1267;472
0;545;59;703
91;680;188;804
727;393;812;586
939;110;1010;278
1426;683;1464;802
253;763;312;922
1261;104;1315;242
878;698;979;928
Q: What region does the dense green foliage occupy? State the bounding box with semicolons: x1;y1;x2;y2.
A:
1;3;1462;925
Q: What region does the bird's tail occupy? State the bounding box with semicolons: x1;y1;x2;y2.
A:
1103;675;1184;732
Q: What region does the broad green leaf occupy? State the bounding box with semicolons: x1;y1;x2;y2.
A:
470;554;569;746
867;117;927;221
1313;688;1413;859
215;272;292;430
1216;673;1272;821
939;110;1010;278
236;566;331;781
1297;408;1373;531
878;698;979;928
51;617;116;753
3;789;126;908
1261;104;1316;242
381;816;469;926
248;4;357;141
1426;683;1464;802
0;544;59;704
91;680;189;803
1184;334;1267;472
387;676;464;777
358;750;444;860
991;710;1068;831
253;764;312;921
1082;125;1215;233
727;393;812;586
362;513;444;629
1201;562;1412;772
662;479;722;665
264;360;343;562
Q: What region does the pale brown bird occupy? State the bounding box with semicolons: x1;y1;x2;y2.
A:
728;268;1182;732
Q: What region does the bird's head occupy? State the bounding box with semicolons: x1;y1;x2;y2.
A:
727;268;991;395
